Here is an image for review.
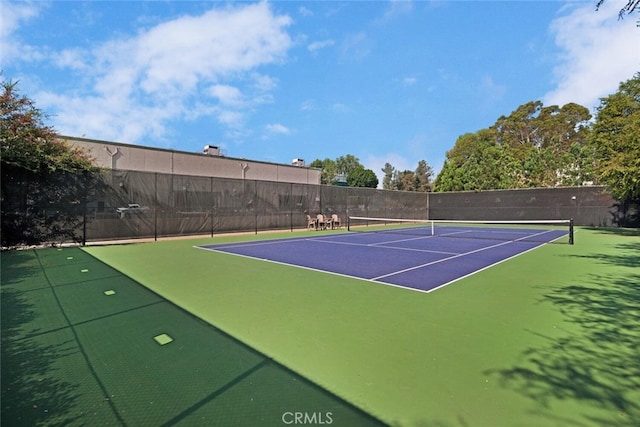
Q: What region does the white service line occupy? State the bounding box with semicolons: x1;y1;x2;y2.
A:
194;227;566;295
422;230;569;294
307;236;460;255
371;228;556;281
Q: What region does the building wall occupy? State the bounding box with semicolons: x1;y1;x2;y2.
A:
64;136;321;185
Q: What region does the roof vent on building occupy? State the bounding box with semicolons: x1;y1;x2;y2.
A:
292;158;305;167
204;145;220;156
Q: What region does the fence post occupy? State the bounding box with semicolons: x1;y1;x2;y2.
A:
82;196;87;246
154;173;158;241
254;180;258;234
210;177;214;237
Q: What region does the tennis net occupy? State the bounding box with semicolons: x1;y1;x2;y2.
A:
347;216;574;244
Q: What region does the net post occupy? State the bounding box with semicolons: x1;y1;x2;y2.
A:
347;215;351;232
431;220;435;236
569;218;574;245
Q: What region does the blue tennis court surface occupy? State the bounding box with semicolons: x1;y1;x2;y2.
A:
197;225;568;293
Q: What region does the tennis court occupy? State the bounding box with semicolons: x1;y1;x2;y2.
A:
2;226;639;426
0;247;384;426
198;219;572;293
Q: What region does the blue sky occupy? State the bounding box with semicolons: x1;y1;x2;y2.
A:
2;1;639;185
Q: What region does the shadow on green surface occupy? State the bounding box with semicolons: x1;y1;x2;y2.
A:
578;240;640;268
582;226;640;238
486;238;640;426
1;253;83;426
1;248;386;426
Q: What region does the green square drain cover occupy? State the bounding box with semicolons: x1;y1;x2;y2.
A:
153;334;173;346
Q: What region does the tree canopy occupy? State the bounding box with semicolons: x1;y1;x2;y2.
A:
1;79;98;246
314;72;638;207
309;158;338;185
310;154;378;188
347;166;379;188
381;162;395;190
590;72;640;202
433;72;640;205
380;160;434;192
434;100;594;192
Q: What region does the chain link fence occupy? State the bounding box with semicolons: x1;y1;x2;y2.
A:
428;186;621;227
2;168;630;246
84;170;430;241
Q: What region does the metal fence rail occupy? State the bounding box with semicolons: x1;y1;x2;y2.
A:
2;167;625;245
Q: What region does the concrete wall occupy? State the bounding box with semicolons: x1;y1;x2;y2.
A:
64;136;321;185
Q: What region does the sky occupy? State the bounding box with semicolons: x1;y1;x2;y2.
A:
2;1;639;186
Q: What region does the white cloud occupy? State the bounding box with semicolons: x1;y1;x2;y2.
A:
298;6;314;17
52;47;91;72
0;1;39;39
217;110;246;129
478;75;506;103
544;1;640;110
332;102;351;113
0;1;45;62
37;90;171;143
134;5;291;95
252;73;278;93
209;84;244;107
403;76;418;86
265;123;291;135
28;2;292;145
340;32;373;61
379;0;413;23
300;99;315;111
308;39;335;53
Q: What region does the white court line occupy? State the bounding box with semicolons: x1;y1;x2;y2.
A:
422;228;572;294
194;244;397;289
200;236;314;250
439;230;476;237
194;227;566;295
371;228;557;281
369;234;435;246
309;238;460;256
203;232;460;256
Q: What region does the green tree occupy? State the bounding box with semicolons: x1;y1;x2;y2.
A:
522;145;556;187
433;160;457;192
347;166;378;188
384;160;434;192
590;72;640;202
311;154;365;185
434;129;520;191
489;100;594;188
309;158;337;185
493;101;544;160
534;103;593;186
557;142;597;186
335;154;363;176
381;162;395;190
438;87;621;195
394;170;416;191
1;80;97;246
414;160;433;192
